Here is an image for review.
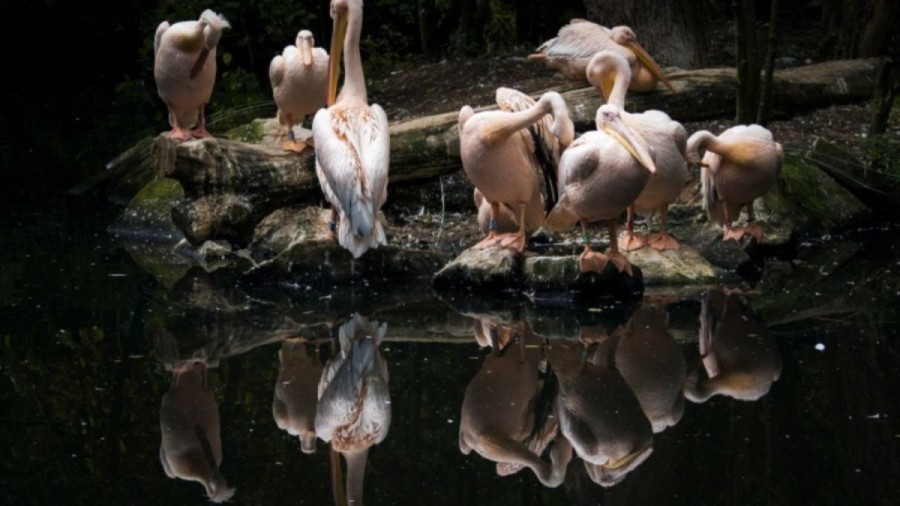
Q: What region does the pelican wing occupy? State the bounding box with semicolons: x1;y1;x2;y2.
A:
269;54;285;89
312;107;367;232
496;87;560;208
535;20;609;59
361;104;390;209
154;21;170;57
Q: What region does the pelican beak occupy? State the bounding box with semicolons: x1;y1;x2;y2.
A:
600;70;617;103
299;37;314;66
327;10;349;106
624;40;675;93
603;115;657;175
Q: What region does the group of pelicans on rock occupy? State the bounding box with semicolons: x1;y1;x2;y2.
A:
153;2;784;269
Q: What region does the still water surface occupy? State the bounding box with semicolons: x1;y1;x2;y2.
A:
1;198;898;506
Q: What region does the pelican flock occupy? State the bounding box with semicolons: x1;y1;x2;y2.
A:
154;10;231;140
269;30;329;152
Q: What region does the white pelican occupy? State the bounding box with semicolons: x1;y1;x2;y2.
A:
313;0;389;258
315;315;390;506
272;338;326;454
459;88;574;251
159;362;235;503
686;125;783;242
585;51;688;251
269;30;329;152
544;104;657;276
547;337;654;487
684;288;782;402
154;10;231;140
528;19;675;93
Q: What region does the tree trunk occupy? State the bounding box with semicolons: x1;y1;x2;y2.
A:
756;0;780;125
418;0;437;55
820;0;897;58
868;57;900;136
858;0;897;57
582;0;705;68
734;0;761;124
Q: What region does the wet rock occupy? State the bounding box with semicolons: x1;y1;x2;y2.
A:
625;246;729;286
432;244;523;290
250;207;330;263
171;193;256;246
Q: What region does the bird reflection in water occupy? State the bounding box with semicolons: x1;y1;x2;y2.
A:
548;327;653;488
315;314;391;506
159;361;235;503
685;288;783;402
459;319;572;487
612;305;687;433
273;337;330;454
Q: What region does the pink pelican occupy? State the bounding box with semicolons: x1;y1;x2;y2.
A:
154;10;231;140
269;30;329;152
529;19;674;93
459;87;574;251
687;126;783;242
313;0;389;258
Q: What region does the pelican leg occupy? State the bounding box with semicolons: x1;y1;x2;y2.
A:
192;103;213;139
165;106;194;141
618;205;647;251
721;205;744;243
282;114;308;153
741;202;765;243
499;203;527;252
578;220;611;274
606;220;634;276
648;203;680;250
473;201;501;249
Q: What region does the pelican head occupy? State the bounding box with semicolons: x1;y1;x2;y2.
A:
296;29;315;66
199;9;231;50
586;51;631;104
609;25;674;93
685;129;714;166
596;104;656;175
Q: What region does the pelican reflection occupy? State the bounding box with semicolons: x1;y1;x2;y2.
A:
685;288;782;402
459;319;572;487
316;314;391;506
273;337;330;454
548;334;653;487
159;361;235;503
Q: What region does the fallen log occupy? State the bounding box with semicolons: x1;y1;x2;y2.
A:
804;138;900;212
147;58;879;245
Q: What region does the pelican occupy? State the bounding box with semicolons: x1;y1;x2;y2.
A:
459;321;572;487
272;338;326;454
159;362;235;503
269;30;329;152
586;51;688;251
684;288;782;403
313;0;389;258
612;306;686;433
687;125;783;242
154;10;231;140
528;19;674;93
459;87;574;251
315;315;390;506
544;103;657;276
547;337;654;487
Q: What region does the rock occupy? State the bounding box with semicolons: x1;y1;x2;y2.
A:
624;246;730;286
171;194;255;246
250;207;331;262
432;244;523;290
194;240;233;262
108;177;185;241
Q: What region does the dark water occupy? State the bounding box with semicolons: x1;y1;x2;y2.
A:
1;197;899;506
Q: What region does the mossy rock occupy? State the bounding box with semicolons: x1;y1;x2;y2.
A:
433;245;523;291
109;177;185;240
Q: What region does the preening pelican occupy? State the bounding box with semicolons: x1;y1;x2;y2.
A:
684;288;782;402
269;30;329;152
529;19;674;93
544;104;657;276
586;51;688;251
159;362;235;503
154;10;231;140
459;88;574;251
272;338;326;454
313;0;389;258
316;315;390;506
686;125;783;243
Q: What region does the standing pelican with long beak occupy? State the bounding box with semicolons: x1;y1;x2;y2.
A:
270;30;329;152
313;0;389;258
154;10;231;140
686;126;783;243
459;88;574;251
586;51;688;251
529;19;675;94
544;104;657;276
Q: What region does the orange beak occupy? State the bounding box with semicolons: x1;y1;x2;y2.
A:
625;40;675;93
326;10;349;106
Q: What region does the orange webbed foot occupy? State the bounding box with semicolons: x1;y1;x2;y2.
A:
579;249;610;274
282;139;309;153
722;227;745;243
607;251;634;277
647;232;681;251
497;232;527;252
742;223;765;243
165;128;194;141
618;232;648;251
472;233;500;250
